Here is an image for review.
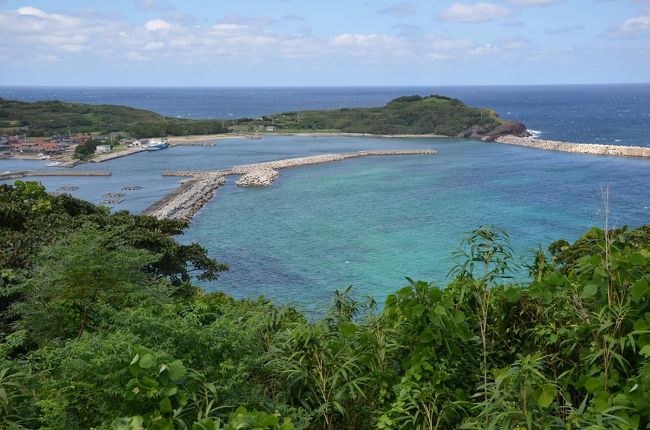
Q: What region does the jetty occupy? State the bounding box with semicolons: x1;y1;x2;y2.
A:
0;170;111;180
495;135;650;158
145;149;435;220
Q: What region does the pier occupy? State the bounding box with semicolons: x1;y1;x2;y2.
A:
0;170;111;180
145;149;436;220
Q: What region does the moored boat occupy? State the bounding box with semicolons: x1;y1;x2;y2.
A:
146;138;169;151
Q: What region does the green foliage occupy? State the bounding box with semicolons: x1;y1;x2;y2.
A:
379;279;473;429
0;98;229;138
0;95;521;139
238;94;519;137
0;182;227;334
2;183;650;429
73;138;103;160
14;223;160;342
0;363;39;429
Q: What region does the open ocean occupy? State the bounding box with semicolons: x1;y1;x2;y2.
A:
1;85;649;312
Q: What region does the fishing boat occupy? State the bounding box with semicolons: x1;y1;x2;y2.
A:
146;138;169;151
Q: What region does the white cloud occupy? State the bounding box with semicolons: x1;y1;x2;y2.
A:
0;5;541;68
439;3;512;23
212;23;247;33
613;15;650;35
17;6;47;18
619;15;650;33
144;19;172;31
330;33;400;47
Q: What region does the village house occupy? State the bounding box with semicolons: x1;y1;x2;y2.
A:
95;144;112;154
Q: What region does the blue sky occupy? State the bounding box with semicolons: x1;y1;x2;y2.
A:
0;0;649;86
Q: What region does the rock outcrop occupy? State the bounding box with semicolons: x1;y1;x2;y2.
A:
479;122;530;141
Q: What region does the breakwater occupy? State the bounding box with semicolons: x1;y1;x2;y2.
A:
143;174;226;220
0;170;111;180
147;149;435;220
496;135;650;158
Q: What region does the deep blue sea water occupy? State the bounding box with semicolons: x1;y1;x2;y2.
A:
1;86;649;312
1;84;649;146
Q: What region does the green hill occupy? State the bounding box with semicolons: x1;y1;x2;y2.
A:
0;95;528;140
0;98;228;138
262;94;528;139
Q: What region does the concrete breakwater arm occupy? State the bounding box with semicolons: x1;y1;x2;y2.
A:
147;149;435;220
0;170;111;180
495;135;650;158
143;173;226;220
227;149;437;174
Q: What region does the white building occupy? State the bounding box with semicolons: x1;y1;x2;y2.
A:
95;144;112;154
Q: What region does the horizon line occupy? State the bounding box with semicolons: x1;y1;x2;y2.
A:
1;82;649;89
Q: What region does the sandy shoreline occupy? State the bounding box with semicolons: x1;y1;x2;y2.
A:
166;131;447;144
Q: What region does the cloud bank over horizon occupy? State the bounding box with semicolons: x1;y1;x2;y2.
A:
0;0;648;86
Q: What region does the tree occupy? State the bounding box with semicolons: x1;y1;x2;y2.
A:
14;223;160;342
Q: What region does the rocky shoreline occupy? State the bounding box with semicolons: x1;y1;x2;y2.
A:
146;149;435;220
496;135;650;158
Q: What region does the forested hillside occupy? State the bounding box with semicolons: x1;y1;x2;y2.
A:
264;95;528;138
0;99;229;138
0;95;527;140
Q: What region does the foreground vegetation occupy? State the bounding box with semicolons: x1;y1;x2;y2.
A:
1;182;650;429
0;95;526;140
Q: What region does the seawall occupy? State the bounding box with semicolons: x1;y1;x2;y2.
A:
146;149;436;220
496;135;650;158
0;170;111;180
91;147;148;163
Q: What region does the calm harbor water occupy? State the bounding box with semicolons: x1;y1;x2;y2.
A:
1;85;649;311
3;135;648;313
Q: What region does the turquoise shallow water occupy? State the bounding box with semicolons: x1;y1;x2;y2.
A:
2;136;649;312
176;137;650;313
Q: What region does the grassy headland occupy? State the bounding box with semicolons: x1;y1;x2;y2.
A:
258;95;528;139
0;95;528;140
